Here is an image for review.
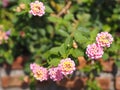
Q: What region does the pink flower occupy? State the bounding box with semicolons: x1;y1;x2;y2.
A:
58;58;76;75
30;63;48;81
48;67;63;81
29;1;45;16
6;30;11;36
0;30;9;44
96;32;113;47
2;0;9;7
86;43;104;59
30;63;39;73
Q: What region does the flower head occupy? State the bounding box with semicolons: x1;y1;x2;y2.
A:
86;43;104;59
0;30;9;44
30;63;48;81
2;0;9;7
29;1;45;16
30;63;39;73
58;58;76;75
48;67;63;81
6;30;11;36
19;3;26;10
96;32;113;47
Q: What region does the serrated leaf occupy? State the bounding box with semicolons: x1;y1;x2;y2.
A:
48;58;60;67
56;29;69;37
59;44;66;57
49;47;60;55
70;49;84;57
74;30;88;44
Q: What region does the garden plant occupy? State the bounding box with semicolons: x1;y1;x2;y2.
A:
0;0;120;90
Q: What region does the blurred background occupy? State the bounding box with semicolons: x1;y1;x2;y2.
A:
0;0;120;90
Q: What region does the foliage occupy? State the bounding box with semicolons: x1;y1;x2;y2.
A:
0;0;120;89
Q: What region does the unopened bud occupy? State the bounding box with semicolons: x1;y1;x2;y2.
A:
19;3;26;10
16;7;21;12
73;41;78;49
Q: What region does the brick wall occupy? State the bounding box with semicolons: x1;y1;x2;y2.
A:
0;57;120;90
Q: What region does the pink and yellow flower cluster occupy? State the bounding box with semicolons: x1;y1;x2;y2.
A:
30;63;48;81
29;1;45;16
86;32;113;60
0;30;10;44
96;32;113;47
30;58;76;82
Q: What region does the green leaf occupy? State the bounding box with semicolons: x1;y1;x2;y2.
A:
64;13;74;21
115;61;120;68
18;0;31;4
64;36;73;47
0;57;4;63
70;49;84;57
46;25;54;35
39;29;46;36
24;63;31;74
74;30;88;44
45;6;53;13
47;16;62;23
42;46;59;59
102;53;109;60
90;30;98;41
48;58;60;67
108;43;118;53
56;29;69;37
5;54;14;64
103;24;111;32
59;44;66;57
49;47;60;55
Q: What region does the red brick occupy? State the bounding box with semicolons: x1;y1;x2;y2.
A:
36;80;52;88
96;77;111;90
12;55;29;69
12;56;24;69
71;77;87;90
100;59;114;72
1;76;29;88
56;76;87;89
77;56;87;69
115;76;120;90
56;77;69;87
3;55;29;70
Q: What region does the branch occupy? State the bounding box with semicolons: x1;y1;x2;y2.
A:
57;1;72;17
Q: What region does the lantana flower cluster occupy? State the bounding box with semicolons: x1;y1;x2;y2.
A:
30;58;76;82
2;0;9;7
29;1;45;16
15;3;26;12
0;30;10;44
86;32;113;60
